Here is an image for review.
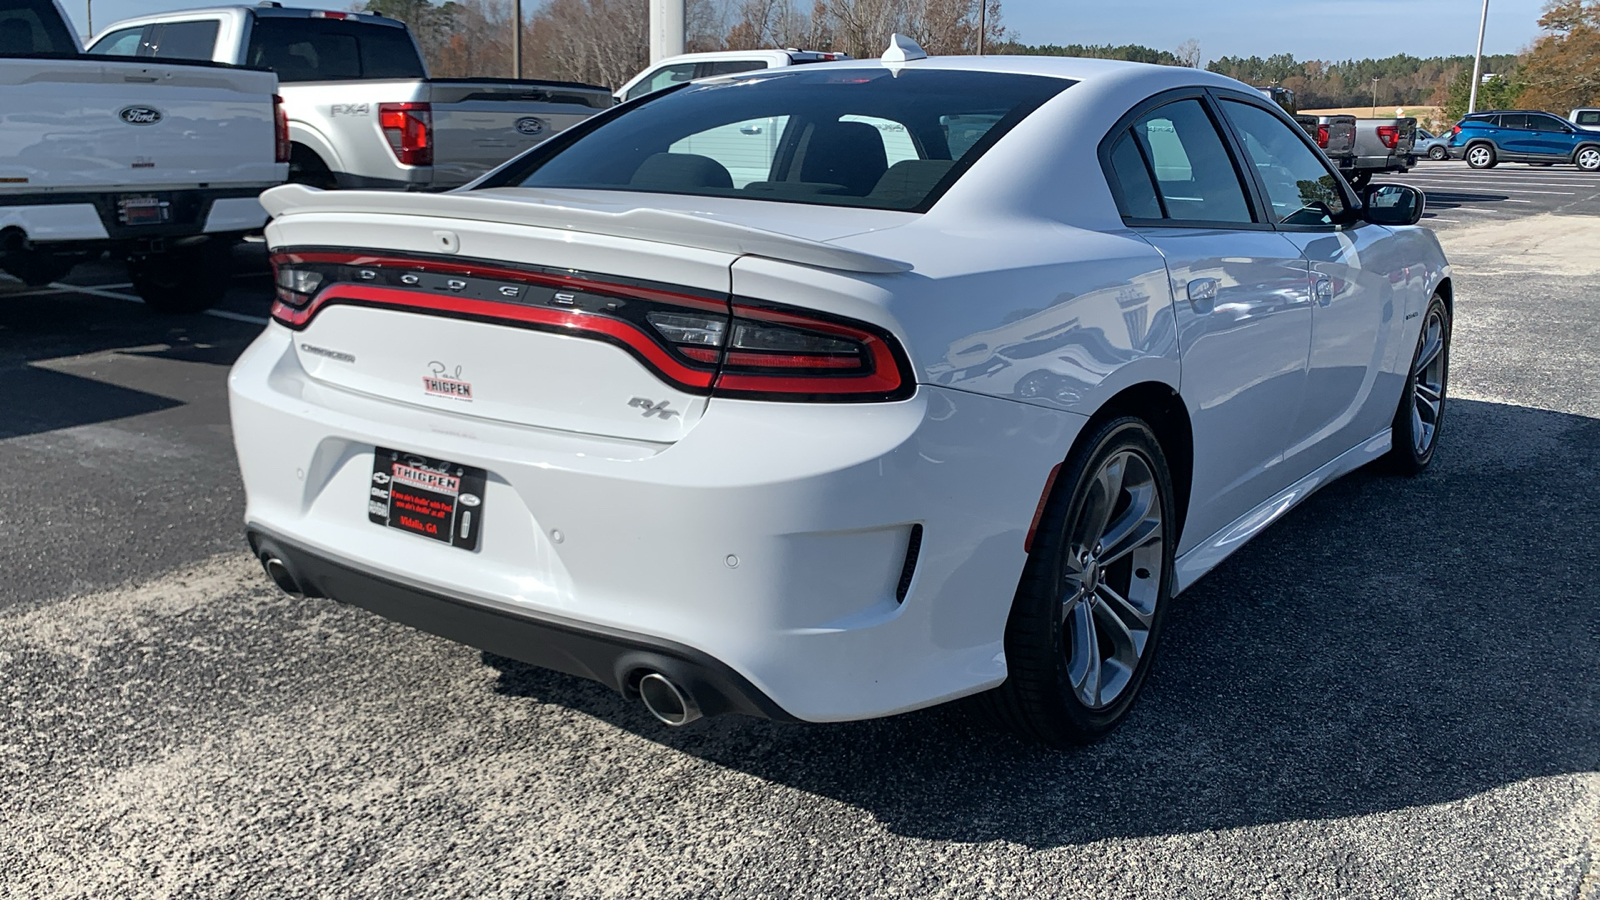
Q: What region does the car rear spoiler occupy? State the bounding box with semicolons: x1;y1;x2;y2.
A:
259;184;913;275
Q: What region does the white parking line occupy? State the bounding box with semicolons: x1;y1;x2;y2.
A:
1;281;134;298
1408;187;1578;195
47;281;270;325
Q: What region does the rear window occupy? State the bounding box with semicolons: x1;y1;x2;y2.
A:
88;20;220;60
489;68;1069;212
0;0;78;56
1578;111;1600;127
245;17;424;82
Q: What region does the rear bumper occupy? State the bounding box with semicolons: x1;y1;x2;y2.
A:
248;527;796;720
0;185;275;245
229;324;1088;722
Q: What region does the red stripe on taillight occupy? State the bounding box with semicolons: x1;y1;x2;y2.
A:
710;303;908;399
281;284;716;389
1377;125;1399;149
1316;124;1330;148
379;102;432;166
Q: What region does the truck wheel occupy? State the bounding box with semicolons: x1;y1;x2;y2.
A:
1348;171;1372;190
1466;144;1497;169
128;243;231;314
1428;145;1448;161
288;145;338;190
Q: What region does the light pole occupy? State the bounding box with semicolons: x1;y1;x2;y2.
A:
649;0;685;65
512;0;520;78
978;1;986;55
1468;0;1490;113
1371;78;1380;117
86;0;91;37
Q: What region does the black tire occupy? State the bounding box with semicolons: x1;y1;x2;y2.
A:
1575;146;1600;173
1385;293;1451;475
1465;143;1497;169
978;417;1177;747
288;145;338;190
1348;170;1372;190
1427;145;1448;161
127;242;231;314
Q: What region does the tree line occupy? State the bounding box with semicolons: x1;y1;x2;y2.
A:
365;0;1600;121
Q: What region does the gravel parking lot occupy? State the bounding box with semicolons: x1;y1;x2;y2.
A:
2;170;1598;898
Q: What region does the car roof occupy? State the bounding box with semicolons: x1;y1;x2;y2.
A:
98;5;405;26
718;53;1252;94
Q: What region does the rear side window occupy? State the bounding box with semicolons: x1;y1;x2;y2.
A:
1498;113;1532;131
703;60;766;77
1124;98;1253;224
89;25;143;56
0;0;78;56
624;63;696;101
493;68;1070;212
1105;131;1162;219
144;21;219;60
246;17;424;82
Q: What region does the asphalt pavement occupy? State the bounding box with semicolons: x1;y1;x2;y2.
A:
1;170;1598;899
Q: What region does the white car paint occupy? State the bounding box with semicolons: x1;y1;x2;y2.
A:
230;53;1451;723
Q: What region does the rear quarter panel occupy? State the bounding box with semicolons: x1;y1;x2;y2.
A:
281;80;429;185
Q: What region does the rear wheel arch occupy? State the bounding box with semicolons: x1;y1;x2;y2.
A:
1066;382;1193;548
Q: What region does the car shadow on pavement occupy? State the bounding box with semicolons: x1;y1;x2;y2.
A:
484;396;1600;848
0;286;254;439
1420;191;1512;216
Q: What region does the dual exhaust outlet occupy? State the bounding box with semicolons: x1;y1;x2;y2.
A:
261;552;704;728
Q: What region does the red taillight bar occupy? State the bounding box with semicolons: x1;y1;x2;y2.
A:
1316;124;1330;148
273;94;291;164
268;251;915;403
1377;125;1400;149
379;102;432;166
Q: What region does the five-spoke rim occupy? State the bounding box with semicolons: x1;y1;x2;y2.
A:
1410;307;1447;456
1061;449;1164;710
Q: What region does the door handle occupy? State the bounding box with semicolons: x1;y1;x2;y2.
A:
1186;277;1218;314
1314;276;1334;307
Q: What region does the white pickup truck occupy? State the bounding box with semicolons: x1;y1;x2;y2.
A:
90;5;613;190
1;0;285;311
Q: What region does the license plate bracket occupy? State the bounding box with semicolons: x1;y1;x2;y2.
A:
116;194;172;226
368;447;486;551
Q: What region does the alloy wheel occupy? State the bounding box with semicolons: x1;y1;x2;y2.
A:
1060;450;1164;709
1467;146;1493;168
1429;146;1447;161
1578;148;1600;172
1410;307;1447;456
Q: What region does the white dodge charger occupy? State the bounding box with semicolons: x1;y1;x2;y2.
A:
231;40;1451;746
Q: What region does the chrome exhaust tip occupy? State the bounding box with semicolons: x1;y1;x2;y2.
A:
638;672;702;726
260;554;303;598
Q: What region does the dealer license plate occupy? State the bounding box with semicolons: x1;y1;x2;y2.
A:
117;194;171;226
368;447;486;551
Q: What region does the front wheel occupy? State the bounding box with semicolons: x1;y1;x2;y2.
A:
1385;294;1451;475
979;417;1176;747
127;242;231;314
1466;144;1497;169
1428;145;1448;161
1576;147;1600;173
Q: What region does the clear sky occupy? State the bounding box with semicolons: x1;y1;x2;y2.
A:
65;0;1550;62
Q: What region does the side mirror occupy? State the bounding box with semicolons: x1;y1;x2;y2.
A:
1362;184;1425;226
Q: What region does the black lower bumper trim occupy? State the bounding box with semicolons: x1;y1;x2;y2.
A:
247;528;797;722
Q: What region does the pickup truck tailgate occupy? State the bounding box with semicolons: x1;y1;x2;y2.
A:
0;59;281;191
427;79;611;186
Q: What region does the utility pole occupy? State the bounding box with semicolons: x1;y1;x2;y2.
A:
649;0;684;65
1371;78;1379;117
512;0;521;78
1468;0;1490;113
86;0;91;38
978;1;986;55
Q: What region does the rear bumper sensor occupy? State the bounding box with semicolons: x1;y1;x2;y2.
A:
247;527;798;722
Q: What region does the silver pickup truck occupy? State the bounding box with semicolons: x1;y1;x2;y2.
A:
89;5;612;190
1348;117;1417;188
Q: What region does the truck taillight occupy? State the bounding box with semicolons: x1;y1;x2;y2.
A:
1316;124;1330;148
1377;125;1400;149
273;94;290;164
379;102;432;166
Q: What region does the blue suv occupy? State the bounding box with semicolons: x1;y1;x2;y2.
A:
1448;110;1600;172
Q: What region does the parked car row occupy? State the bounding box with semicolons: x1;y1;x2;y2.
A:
1;0;609;308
